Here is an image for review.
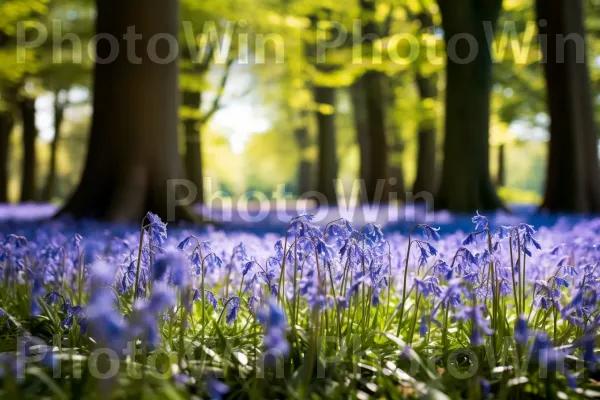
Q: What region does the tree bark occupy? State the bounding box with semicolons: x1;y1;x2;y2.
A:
0;110;14;203
351;0;392;204
19;97;37;202
294;110;312;195
314;84;338;206
413;73;438;196
42;92;65;202
435;0;505;211
182;90;204;205
60;0;199;222
537;0;600;212
496;144;505;187
413;12;438;197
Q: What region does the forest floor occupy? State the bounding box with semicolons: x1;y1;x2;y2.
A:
0;202;596;235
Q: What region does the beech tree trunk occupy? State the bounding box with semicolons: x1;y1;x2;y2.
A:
413;73;438;195
537;0;600;212
294;111;312;195
413;12;438;196
496;144;505;187
314;84;338;206
19;97;37;202
0;110;13;203
60;0;198;222
351;0;392;204
435;0;505;211
42;92;65;202
182;90;204;205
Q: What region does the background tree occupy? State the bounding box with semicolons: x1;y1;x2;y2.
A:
60;0;199;221
537;0;600;212
350;0;393;204
412;9;439;196
435;0;505;211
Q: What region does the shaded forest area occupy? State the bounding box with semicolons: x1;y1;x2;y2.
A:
1;0;600;222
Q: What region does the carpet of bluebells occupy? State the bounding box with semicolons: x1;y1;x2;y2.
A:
2;210;600;399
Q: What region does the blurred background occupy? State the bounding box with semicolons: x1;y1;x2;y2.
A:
0;0;597;221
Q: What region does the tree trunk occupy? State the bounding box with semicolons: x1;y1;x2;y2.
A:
294;110;312;195
385;75;406;203
413;72;438;195
42;92;65;202
351;0;392;204
413;12;438;196
435;0;505;211
19;97;37;202
496;144;505;187
182;90;204;205
0;110;14;203
350;79;371;197
60;0;198;222
314;84;338;206
537;0;600;212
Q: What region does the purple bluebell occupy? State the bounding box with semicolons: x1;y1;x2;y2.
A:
514;314;529;345
225;296;240;324
257;301;289;360
207;378;229;400
145;211;167;246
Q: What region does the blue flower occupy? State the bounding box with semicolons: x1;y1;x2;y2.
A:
204;291;218;310
225;297;240;324
121;261;137;293
149;283;176;313
207;378;229;400
420;225;441;241
316;238;336;262
146;212;167;246
86;291;126;352
177;236;195;250
479;377;490;398
257;301;289;360
243;261;255;276
44;291;61;306
514;314;529;345
472;212;489;231
419;316;428;338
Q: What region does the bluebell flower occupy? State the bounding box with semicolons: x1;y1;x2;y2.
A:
288;215;320;238
149;283;176;313
205;253;223;271
44;291;61;306
514;314;529;345
455;304;493;346
248;296;259;314
90;261;116;293
86;291;126;352
225;297;240;324
414;277;442;298
30;274;44;316
494;225;511;240
480;377;490;398
419;315;428;338
177;236;196;251
316;238;336;262
257;301;289;360
204;291;218;310
243;261;255;276
419;225;441;241
207;378;229;400
121;261;137;293
463;232;480;246
578;330;600;371
531;332;570;372
146;212;167;246
472;212;489;231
